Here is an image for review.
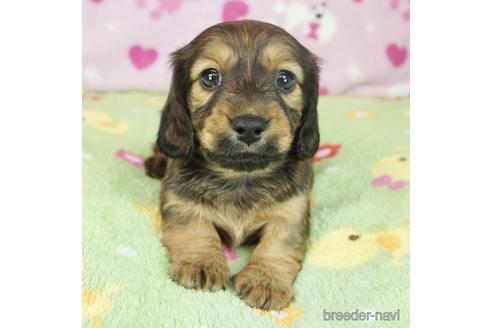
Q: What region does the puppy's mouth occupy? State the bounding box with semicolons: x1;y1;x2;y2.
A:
202;151;284;171
201;136;285;172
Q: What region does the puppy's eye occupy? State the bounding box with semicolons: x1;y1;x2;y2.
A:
275;70;295;92
201;68;221;89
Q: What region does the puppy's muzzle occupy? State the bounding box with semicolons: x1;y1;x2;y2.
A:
232;115;267;146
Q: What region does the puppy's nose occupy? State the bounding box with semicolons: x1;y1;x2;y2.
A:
232;115;267;146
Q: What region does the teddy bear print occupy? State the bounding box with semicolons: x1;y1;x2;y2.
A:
273;1;337;44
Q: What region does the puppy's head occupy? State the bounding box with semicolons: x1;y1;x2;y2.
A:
157;20;320;171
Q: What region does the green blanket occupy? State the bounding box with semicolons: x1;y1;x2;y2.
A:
83;92;409;328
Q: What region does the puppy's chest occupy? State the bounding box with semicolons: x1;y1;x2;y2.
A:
211;204;267;246
169;168;300;209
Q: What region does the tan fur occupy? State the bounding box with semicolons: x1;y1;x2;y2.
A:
232;195;308;309
145;20;320;311
281;86;304;112
262;43;304;113
161;191;308;242
204;160;284;178
197;101;234;149
262;43;304;82
162;219;229;291
187;34;304;159
188;80;214;111
192;41;237;77
198;99;294;154
265;104;294;152
188;42;236;111
161;188;309;308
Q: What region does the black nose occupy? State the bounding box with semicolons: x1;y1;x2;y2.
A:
232;115;267;146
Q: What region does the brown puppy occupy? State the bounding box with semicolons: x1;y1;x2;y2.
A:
144;20;319;310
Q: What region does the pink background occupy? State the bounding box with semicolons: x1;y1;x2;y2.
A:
83;0;409;97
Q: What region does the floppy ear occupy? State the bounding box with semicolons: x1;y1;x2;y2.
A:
295;54;320;160
156;53;194;159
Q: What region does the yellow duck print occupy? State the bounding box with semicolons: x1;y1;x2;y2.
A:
82;283;120;328
308;220;409;269
132;202;163;236
83;110;128;134
257;303;304;327
347;110;376;120
371;153;410;190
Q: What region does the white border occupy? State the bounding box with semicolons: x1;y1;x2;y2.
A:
0;2;81;327
412;1;492;326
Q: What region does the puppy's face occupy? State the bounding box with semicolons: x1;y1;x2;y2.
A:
157;21;320;172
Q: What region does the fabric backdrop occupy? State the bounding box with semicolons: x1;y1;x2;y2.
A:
83;0;409;97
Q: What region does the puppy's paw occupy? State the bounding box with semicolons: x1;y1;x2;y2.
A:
233;264;292;310
170;256;229;291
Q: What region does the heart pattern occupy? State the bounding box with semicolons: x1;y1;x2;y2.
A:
85;1;409;96
402;10;410;22
150;0;184;20
319;86;330;96
129;45;158;69
135;0;147;9
390;0;400;10
386;43;408;68
222;0;249;21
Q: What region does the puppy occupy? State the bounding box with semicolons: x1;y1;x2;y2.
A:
144;20;319;310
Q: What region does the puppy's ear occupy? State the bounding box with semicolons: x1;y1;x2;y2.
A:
156;50;194;159
295;53;320;160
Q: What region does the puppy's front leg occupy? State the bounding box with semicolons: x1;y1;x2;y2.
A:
233;195;309;310
161;203;229;291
